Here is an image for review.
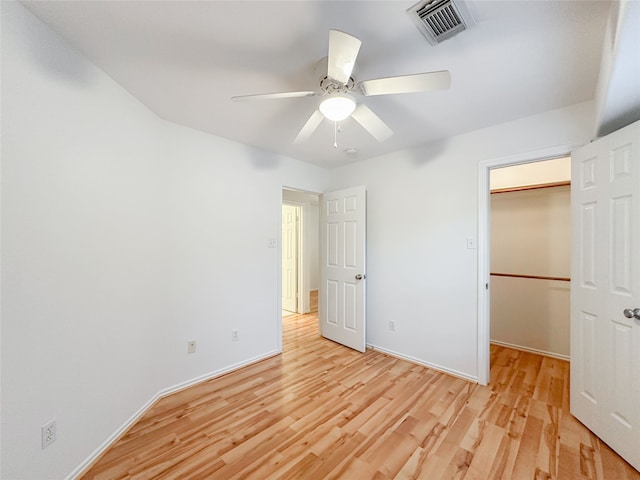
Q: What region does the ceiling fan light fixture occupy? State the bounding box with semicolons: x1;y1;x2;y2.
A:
319;94;356;121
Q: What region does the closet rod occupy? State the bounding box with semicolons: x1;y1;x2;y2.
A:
490;272;570;282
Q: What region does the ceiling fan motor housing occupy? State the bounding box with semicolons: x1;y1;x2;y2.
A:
320;75;355;95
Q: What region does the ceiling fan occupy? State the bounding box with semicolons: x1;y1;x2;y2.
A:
232;30;451;145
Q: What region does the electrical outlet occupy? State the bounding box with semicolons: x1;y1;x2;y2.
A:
389;321;396;332
42;419;56;449
187;341;196;354
231;330;239;342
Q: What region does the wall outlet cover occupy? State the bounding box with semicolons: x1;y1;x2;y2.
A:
42;419;56;449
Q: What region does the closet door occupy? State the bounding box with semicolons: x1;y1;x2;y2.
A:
571;120;640;470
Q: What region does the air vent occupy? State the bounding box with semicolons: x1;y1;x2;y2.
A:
408;0;475;45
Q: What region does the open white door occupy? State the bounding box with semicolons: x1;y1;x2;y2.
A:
571;120;640;470
282;204;299;313
320;186;366;352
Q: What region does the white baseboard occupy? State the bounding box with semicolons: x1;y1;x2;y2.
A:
367;344;478;384
490;340;570;361
66;350;280;480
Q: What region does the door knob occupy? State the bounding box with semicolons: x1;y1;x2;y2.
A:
355;274;366;280
623;308;640;320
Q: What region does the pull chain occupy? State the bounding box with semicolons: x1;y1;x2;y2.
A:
333;122;343;149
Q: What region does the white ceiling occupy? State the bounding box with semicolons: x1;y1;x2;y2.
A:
22;0;612;166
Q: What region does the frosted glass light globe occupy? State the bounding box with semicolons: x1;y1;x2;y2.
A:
319;94;356;121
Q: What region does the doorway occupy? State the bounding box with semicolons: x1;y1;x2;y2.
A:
280;185;367;354
489;158;571;361
477;146;572;385
281;188;320;318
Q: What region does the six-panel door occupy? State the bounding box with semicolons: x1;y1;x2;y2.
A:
320;186;366;352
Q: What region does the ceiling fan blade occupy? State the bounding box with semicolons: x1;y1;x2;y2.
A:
359;71;451;96
351;104;393;142
293;110;324;144
327;30;362;84
232;91;316;102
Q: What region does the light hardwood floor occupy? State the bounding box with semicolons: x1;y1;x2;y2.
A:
80;299;638;479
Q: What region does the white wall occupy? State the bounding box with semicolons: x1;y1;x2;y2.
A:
1;3;329;479
327;101;595;380
490;185;571;358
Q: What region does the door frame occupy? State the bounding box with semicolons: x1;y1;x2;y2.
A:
476;144;575;385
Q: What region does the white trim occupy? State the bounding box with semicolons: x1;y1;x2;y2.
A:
477;144;576;386
276;185;284;353
368;344;478;384
66;351;280;480
490;340;570;361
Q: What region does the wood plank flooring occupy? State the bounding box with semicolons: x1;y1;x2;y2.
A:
80;300;638;479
